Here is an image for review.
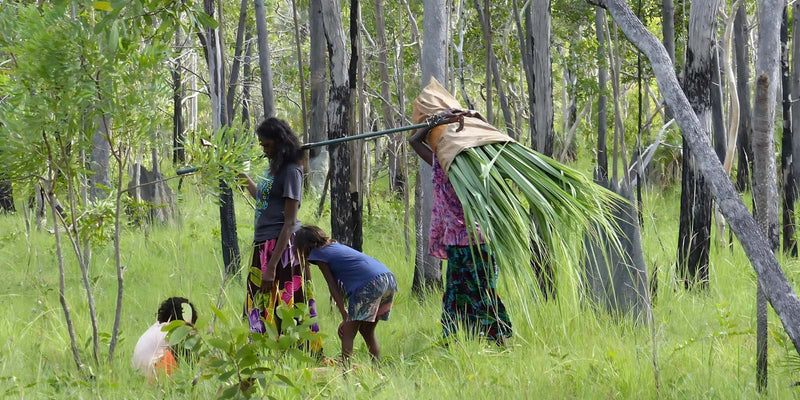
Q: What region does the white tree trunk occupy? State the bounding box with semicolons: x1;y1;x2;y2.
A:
254;0;276;118
412;0;448;294
309;0;328;192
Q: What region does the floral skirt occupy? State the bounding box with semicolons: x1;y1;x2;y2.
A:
442;245;512;342
245;238;322;354
347;273;397;322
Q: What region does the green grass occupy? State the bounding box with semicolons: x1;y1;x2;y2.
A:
2;180;800;399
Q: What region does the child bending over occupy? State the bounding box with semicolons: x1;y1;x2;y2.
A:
294;225;397;363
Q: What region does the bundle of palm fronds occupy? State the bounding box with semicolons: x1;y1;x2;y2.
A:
415;78;623;296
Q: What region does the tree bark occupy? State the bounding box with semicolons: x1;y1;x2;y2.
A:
587;0;800;364
711;46;726;163
309;0;328;192
752;0;784;389
529;0;554;155
412;0;447;295
254;0;276;118
753;75;776;393
781;3;796;256
225;0;248;122
735;4;754;192
348;0;363;251
319;0;358;248
596;7;609;182
172;24;185;165
676;0;719;288
0;178;13;213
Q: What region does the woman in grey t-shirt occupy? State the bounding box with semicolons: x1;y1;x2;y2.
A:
239;118;322;355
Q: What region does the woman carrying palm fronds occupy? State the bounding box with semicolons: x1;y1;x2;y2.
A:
410;79;622;342
409;109;513;344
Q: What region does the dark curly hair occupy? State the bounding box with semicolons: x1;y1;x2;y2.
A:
294;225;335;260
256;117;305;173
157;297;197;325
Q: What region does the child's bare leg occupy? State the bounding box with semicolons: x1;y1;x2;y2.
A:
338;321;360;362
358;321;380;361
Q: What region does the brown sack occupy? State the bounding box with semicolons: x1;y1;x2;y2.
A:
412;77;516;172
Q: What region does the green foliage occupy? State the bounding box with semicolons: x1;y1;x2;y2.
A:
183;125;269;197
164;302;322;399
448;142;624;300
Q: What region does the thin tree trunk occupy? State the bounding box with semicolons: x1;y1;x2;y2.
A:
596;7;609;182
711;46;726;163
530;0;554;155
753;74;777;392
792;1;800;235
394;36;412;257
662;0;675;119
752;0;784;389
254;0;276;118
309;0;328;191
290;0;309;144
172;24;186;165
348;0;363;251
473;0;515;137
412;0;447;295
455;1;474;109
108;144;128;363
781;3;796;256
41;133;82;371
242;29;253;129
735;3;754;191
375;0;404;193
319;0;358;248
202;0;240;276
482;0;493;124
400;0;423;62
225;0;248;122
676;0;719;288
588;0;800;367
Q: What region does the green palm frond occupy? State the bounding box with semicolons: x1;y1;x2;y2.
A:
448;142;625;300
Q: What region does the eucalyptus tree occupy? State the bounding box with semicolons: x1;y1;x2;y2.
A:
676;0;719;289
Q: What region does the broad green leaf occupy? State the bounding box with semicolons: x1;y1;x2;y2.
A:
93;1;112;11
195;10;218;29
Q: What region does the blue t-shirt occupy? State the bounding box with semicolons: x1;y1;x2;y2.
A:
308;243;390;297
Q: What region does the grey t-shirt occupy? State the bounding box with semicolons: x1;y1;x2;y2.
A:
253;163;303;242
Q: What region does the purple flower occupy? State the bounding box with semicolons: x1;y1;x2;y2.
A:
249;308;265;334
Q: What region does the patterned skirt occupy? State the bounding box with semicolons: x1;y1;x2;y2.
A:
347;273;397;322
245;238;322;354
442;245;512;342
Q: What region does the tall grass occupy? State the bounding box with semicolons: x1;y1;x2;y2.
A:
1;178;799;398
